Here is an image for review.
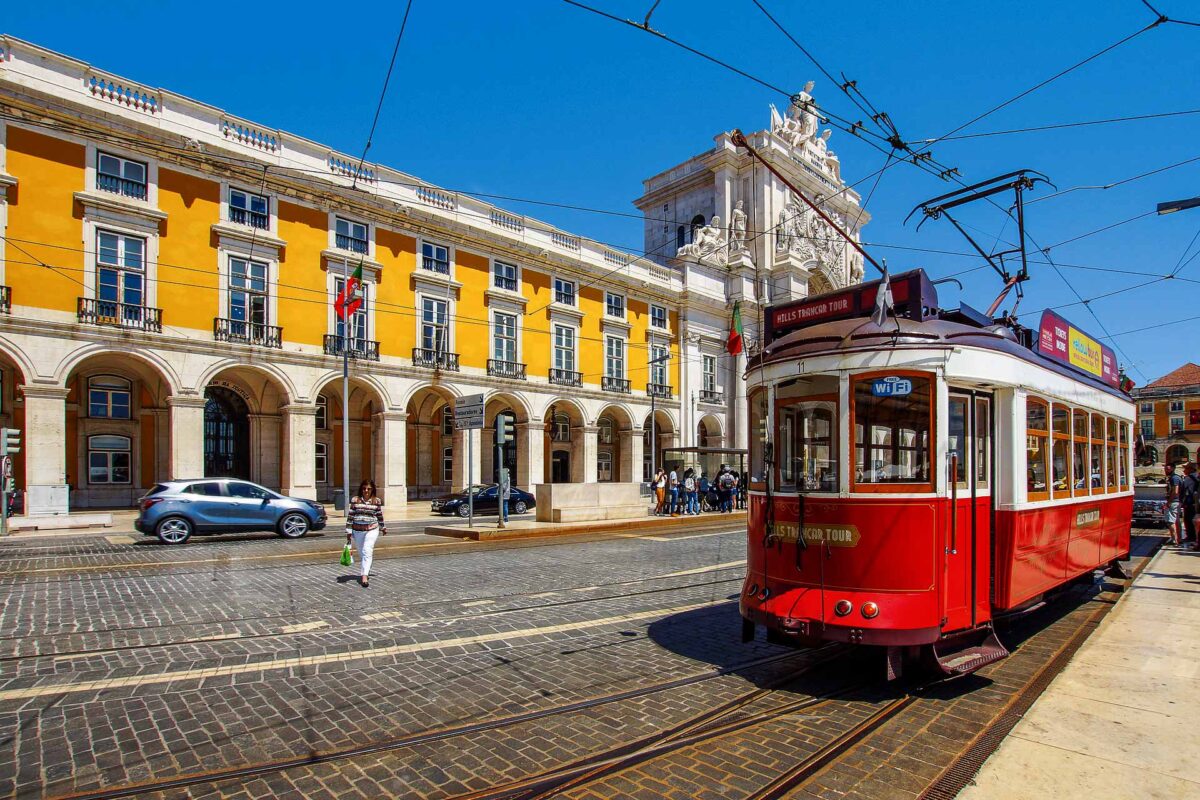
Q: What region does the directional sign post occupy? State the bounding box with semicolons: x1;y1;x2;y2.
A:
454;394;485;526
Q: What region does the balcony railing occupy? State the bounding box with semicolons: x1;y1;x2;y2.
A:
78;297;162;332
0;286;10;314
549;368;582;387
422;257;450;275
324;334;380;361
213;317;282;348
699;389;725;404
412;347;460;371
493;275;518;292
488;359;526;380
96;173;147;200
647;383;673;399
335;233;368;254
602;376;631;394
229;206;269;229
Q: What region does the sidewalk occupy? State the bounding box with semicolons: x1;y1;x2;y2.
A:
426;509;747;540
959;545;1200;799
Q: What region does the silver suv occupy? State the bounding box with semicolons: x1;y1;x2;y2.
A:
136;479;327;544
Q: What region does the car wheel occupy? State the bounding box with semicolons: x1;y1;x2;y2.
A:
456;505;470;518
513;500;528;514
156;516;193;545
278;512;310;539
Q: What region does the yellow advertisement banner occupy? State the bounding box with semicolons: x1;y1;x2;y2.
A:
1067;326;1103;378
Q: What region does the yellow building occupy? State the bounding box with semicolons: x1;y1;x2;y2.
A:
1132;362;1200;471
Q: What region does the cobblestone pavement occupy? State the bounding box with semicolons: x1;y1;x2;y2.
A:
0;526;1161;799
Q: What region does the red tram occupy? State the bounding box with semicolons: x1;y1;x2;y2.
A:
739;269;1134;678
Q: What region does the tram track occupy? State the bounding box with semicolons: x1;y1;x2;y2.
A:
45;646;841;800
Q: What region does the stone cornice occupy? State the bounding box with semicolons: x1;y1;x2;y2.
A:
166;396;208;409
484;287;529;308
19;384;71;399
73;190;168;222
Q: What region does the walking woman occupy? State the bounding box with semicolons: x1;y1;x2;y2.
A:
346;478;386;587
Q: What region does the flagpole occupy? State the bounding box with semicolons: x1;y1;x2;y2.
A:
343;345;350;522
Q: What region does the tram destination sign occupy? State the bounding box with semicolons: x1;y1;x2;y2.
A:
766;269;938;344
1035;310;1119;388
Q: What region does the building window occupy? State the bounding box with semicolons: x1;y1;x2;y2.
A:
552;413;571;442
229;188;269;229
88;434;131;484
493;312;517;362
1170;415;1184;433
333;274;368;342
554;325;575;372
315;442;327;484
493;261;518;292
97;231;146;312
703;355;717;393
553;278;576;306
97;152;147;200
442;405;454;436
650;305;667;329
229;256;269;330
598;451;613;482
422;242;450;274
420;297;448;352
605;292;625;318
442;446;454;483
316;395;328;429
598;416;613;444
335;217;368;254
88;375;132;419
605;337;625;379
1140;402;1153;414
1140;418;1154;438
1170;400;1184;412
650;344;668;385
676;226;685;250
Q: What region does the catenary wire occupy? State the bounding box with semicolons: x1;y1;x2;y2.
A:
351;0;416;189
922;107;1200;143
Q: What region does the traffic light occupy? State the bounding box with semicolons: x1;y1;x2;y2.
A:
496;414;514;446
0;428;18;457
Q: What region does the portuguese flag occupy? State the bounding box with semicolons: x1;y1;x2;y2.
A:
335;262;364;319
727;301;744;356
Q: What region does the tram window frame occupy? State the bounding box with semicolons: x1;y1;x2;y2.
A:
948;395;969;489
748;388;768;489
1090;413;1105;494
1050;404;1071;500
975;398;991;490
1119;422;1130;490
776;393;838;493
1105;417;1118;492
850;371;933;493
1071;409;1089;497
1025;397;1050;502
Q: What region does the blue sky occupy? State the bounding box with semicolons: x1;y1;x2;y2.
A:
5;0;1199;382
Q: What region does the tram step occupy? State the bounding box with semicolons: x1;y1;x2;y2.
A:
933;629;1010;676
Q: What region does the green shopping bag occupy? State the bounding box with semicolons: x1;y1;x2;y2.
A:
340;543;353;567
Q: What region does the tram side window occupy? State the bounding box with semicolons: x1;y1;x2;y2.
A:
748;389;768;485
1026;398;1050;501
948;397;968;486
1091;413;1105;493
778;402;837;491
975;398;990;489
1119;422;1130;489
1072;409;1089;496
1106;417;1118;492
1051;405;1071;499
852;374;931;489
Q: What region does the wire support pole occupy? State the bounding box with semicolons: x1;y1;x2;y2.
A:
730;129;885;277
342;348;351;522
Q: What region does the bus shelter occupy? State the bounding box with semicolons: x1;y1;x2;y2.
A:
661;447;748;483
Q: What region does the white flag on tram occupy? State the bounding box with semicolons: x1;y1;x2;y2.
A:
871;266;893;327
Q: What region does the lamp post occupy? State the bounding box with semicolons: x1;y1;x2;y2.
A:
648;352;671;486
1157;196;1200;216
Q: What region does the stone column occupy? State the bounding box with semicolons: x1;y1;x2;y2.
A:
373;411;407;505
149;408;169;485
412;423;434;490
579;425;599;484
281;404;317;500
620;426;644;484
481;427;496;484
167;395;207;480
452;427;481;490
251;413;283;491
19;385;70;515
569;426;586;483
516;422;543;490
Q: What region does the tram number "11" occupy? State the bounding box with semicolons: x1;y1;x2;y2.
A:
871;377;913;397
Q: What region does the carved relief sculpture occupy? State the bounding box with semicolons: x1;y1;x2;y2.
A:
677;215;729;267
729;201;748;255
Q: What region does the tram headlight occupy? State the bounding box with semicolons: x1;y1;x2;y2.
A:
834;599;852;617
747;583;759;596
861;601;880;619
758;587;771;601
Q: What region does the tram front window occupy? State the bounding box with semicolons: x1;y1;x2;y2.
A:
852;374;931;488
776;376;838;491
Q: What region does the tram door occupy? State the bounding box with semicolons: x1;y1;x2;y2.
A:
945;393;992;632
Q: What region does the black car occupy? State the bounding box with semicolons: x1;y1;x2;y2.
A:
1132;484;1166;527
431;484;536;518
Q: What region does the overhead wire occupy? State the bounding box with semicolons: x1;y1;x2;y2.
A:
351;0;416;188
923;107;1200;143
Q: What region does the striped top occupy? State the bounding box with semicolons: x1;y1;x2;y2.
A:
348;496;385;531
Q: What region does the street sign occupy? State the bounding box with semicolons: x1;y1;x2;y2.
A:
454;393;485;430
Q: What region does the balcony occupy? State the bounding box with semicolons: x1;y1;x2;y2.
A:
488;359;526;380
602;376;631;394
77;297;162;332
96;173;147;200
0;286;10;314
422;257;450;275
412;347;460;371
323;334;380;361
229;206;269;230
335;233;368;254
699;389;725;404
549;368;582;387
213;317;282;348
493;275;518;292
647;383;673;399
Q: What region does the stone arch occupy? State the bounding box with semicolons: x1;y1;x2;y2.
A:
1166;444;1189;466
595;403;636;483
0;335;38;386
484;392;532;486
405;384;460;497
308;370;393;411
202;365;291;490
195;359;297;408
0;340;32;505
697;413;725;447
55;343;182;400
312;375;387;503
642;408;678;483
807;269;835;297
541;397;588;484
